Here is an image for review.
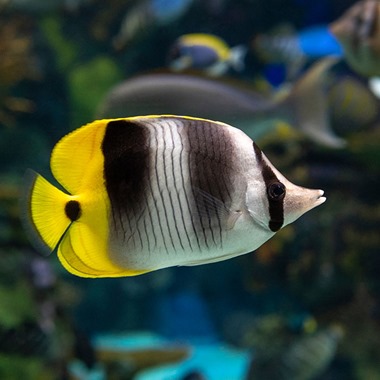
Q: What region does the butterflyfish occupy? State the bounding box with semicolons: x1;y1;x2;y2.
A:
169;33;246;76
330;0;380;77
23;116;326;278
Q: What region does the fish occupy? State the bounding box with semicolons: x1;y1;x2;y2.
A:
327;75;380;135
98;57;346;148
252;24;343;81
247;325;344;380
113;0;193;50
168;33;246;76
329;0;380;77
22;115;326;278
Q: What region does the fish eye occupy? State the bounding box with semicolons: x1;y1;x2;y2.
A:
267;182;286;201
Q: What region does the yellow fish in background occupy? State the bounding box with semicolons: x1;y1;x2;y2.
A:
23;116;326;278
168;33;247;76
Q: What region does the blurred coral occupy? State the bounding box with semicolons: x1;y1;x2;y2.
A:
0;15;38;126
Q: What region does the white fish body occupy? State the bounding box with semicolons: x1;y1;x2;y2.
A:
100;117;325;272
24;116;325;277
109;119;261;269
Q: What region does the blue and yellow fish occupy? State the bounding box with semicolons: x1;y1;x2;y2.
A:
253;24;342;83
169;34;247;76
23;116;326;278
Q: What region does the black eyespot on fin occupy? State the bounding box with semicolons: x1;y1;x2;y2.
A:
65;200;81;222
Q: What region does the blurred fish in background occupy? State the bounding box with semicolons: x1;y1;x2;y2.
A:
168;33;247;76
246;324;344;380
252;23;343;83
329;0;380;77
113;0;194;50
98;57;347;148
252;0;380;88
327;74;380;136
223;312;344;380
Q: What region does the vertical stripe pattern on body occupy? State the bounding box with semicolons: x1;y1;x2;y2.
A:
102;116;238;258
101;120;151;250
186;118;236;249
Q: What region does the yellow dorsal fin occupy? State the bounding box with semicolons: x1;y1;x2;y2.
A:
50;119;109;194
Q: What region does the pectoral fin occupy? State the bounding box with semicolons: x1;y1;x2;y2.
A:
193;187;243;230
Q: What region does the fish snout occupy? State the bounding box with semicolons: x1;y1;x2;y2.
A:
283;185;326;226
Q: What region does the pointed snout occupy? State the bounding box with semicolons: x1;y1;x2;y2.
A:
283;185;326;226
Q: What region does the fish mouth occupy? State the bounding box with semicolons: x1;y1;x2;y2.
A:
315;189;326;206
282;186;326;226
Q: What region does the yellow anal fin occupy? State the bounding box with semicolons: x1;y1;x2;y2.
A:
22;170;72;255
58;223;149;278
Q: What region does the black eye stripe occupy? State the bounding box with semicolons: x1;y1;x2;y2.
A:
253;142;284;232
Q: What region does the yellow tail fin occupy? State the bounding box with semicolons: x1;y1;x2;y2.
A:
22;170;75;256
